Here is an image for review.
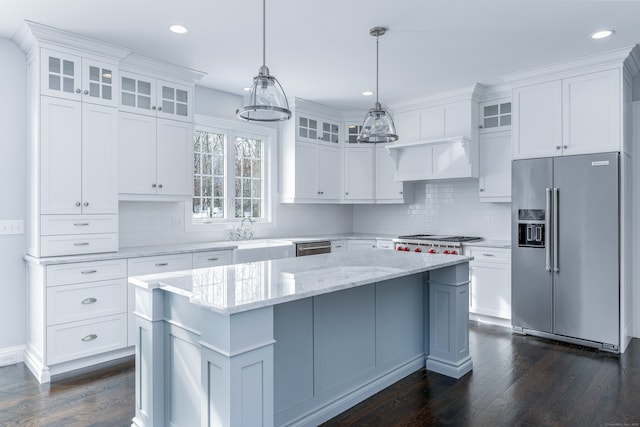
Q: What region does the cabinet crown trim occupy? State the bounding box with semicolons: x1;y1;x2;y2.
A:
14;20;132;60
120;54;206;83
390;83;483;113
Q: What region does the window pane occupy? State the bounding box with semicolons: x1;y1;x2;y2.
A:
122;77;135;92
194;177;201;196
193;130;225;220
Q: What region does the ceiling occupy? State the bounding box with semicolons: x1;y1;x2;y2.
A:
2;0;640;111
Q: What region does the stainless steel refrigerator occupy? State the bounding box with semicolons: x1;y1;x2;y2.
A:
511;152;619;351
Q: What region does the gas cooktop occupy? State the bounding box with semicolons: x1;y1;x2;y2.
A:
396;234;482;243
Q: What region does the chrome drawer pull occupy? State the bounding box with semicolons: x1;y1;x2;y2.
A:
482;253;495;257
74;223;90;226
155;262;169;267
81;270;97;275
74;242;90;246
207;257;219;261
81;334;97;342
81;297;97;305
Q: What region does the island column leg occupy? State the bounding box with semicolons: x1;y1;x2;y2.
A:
199;306;275;427
426;262;473;379
131;287;166;427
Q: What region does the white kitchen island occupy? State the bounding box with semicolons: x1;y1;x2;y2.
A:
128;249;473;427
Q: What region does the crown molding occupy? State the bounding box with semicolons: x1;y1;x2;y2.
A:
501;45;637;85
120;54;206;83
623;44;640;77
389;83;483;113
14;20;132;60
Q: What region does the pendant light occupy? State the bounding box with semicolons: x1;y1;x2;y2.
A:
357;27;398;143
236;0;291;122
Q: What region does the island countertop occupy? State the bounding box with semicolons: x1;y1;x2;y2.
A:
129;249;472;315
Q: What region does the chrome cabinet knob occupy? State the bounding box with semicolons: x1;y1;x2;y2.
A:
152;106;157;110
152;183;157;188
556;146;561;150
345;192;349;196
75;88;81;93
563;145;568;149
158;184;163;189
158;106;162;111
75;202;81;207
83;202;89;207
83;90;89;95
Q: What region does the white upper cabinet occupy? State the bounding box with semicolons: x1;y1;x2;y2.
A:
41;48;118;107
512;69;622;159
297;114;341;144
119;71;193;122
478;131;511;202
375;145;405;202
512;80;563;159
343;146;374;202
562;70;621;156
479;100;511;133
118;112;193;199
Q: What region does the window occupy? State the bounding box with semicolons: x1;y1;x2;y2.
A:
188;116;275;230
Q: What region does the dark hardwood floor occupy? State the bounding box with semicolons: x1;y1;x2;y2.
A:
1;323;638;426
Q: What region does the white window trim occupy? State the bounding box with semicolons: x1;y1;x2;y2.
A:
185;115;278;233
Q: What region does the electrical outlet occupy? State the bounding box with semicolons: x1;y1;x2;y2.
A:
0;220;24;235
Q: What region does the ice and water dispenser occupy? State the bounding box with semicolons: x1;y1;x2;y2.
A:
517;209;545;248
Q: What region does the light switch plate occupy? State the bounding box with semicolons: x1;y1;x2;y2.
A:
0;220;24;235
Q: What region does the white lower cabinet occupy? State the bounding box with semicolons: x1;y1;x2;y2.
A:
466;246;511;320
331;240;347;252
376;239;394;250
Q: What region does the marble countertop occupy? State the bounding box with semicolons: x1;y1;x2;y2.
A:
129;249;472;315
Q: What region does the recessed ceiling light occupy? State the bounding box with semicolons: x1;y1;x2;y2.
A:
591;29;614;39
170;25;188;34
362;91;374;96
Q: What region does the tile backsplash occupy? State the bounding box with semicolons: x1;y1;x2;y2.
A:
353;179;511;240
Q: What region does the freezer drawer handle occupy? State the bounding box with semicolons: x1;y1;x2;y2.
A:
81;297;97;305
81;334;98;342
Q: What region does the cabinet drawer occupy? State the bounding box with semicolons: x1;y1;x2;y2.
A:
331;240;346;252
192;250;233;269
47;279;127;326
128;253;193;276
376;239;394;250
466;246;511;264
41;215;118;235
46;259;127;286
46;314;127;365
40;233;118;257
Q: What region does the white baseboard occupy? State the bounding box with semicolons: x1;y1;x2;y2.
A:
469;313;512;329
0;345;25;367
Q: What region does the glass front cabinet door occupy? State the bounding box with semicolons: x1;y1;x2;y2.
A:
41;48;117;107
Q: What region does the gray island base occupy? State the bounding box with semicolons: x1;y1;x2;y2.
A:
129;250;472;427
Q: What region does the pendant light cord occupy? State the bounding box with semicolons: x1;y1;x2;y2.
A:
375;34;379;105
262;0;266;67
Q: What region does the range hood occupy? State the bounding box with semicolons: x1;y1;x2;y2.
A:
387;136;478;181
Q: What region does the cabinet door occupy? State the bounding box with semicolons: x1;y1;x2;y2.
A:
469;262;511;319
375;146;404;201
118;112;157;195
119;71;156;116
562;69;621;155
41;96;82;214
82;104;118;214
82;60;117;107
479;132;511;202
512;81;562;159
347;240;377;250
41;49;82;101
343;147;374;201
319;119;340;144
156;119;193;196
318;145;342;200
156;80;192;122
297;115;320;142
294;141;320;198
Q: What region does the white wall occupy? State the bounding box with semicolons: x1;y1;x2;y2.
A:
118;86;354;248
353;179;510;240
0;38;27;350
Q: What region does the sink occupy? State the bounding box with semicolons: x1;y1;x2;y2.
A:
234;239;295;263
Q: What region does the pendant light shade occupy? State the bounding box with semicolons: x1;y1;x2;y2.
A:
357;27;398;143
236;0;291;122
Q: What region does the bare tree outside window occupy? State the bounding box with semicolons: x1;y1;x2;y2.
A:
193;130;225;219
234;137;262;219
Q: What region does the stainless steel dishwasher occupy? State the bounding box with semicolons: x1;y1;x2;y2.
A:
295;241;331;256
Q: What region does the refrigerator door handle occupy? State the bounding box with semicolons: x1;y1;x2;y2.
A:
553;187;559;272
545;188;552;272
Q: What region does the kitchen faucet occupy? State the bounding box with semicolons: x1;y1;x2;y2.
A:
228;216;255;241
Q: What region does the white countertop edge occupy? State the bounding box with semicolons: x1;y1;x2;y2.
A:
462;239;511;249
132;255;472;316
